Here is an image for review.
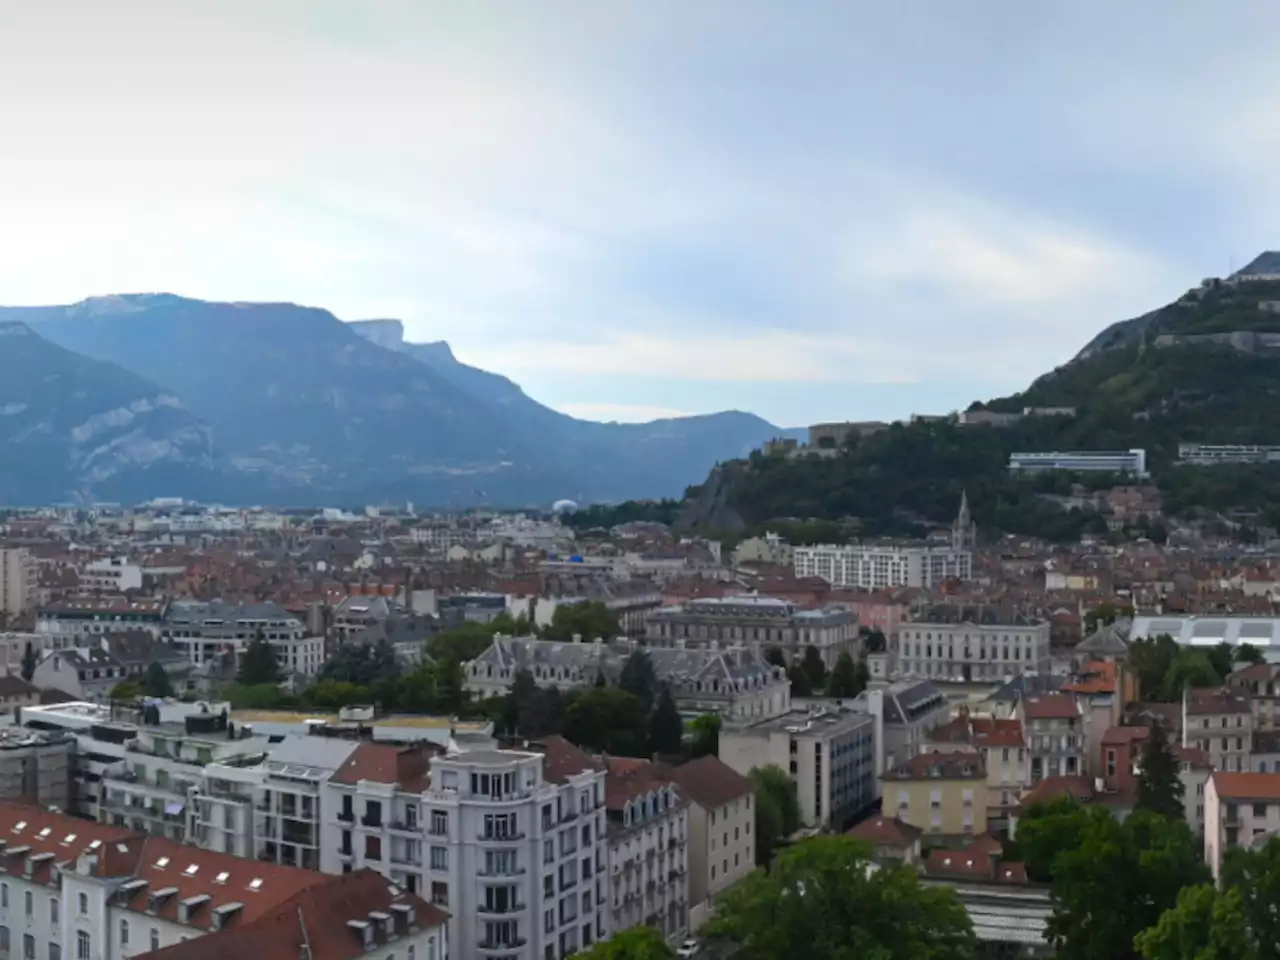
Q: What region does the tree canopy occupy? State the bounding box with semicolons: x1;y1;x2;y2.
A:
236;631;281;686
141;661;174;698
575;926;675;959
648;686;684;756
749;764;801;866
705;836;976;960
620;649;659;713
827;651;866;698
1136;721;1185;820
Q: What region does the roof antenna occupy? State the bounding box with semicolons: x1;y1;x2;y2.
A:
298;906;313;960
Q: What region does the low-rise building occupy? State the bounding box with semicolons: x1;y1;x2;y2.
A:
161;601;326;677
1183;689;1253;773
464;638;791;721
0;727;73;809
844;815;923;865
36;600;166;643
897;606;1051;682
926;714;1029;827
719;705;876;830
646;596;858;668
851;681;951;778
883;750;988;842
31;647;129;702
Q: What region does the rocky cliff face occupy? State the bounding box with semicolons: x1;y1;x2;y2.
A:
0;322;213;503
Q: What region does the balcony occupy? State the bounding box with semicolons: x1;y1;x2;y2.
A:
337;810;354;823
478;866;527;878
390;853;421;867
360;815;383;829
560;809;578;823
478;938;527;953
478;830;526;842
388;820;419;835
477;902;527;915
338;848;354;860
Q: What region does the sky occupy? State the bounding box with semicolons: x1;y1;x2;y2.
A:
3;2;1280;427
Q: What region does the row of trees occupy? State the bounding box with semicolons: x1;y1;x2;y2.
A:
768;644;873;699
1128;633;1262;701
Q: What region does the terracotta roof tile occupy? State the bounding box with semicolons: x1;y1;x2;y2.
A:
1021;693;1079;721
655;755;753;810
329;742;433;792
537;736;602;785
845;816;921;848
1212;772;1280;801
884;750;985;781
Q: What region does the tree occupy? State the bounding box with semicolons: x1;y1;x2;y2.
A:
827;652;863;698
237;630;281;686
1045;808;1208;960
862;628;887;654
109;680;142;700
519;686;565;738
1236;642;1266;666
1206;642;1236;683
1221;838;1280;960
563;687;648;756
320;639;401;688
764;647;787;669
542;601;620;642
648;686;684;756
800;646;827;690
1008;795;1095;882
576;926;674;959
1085;601;1136;634
426;621;498;664
705;836;977;959
749;764;800;865
787;665;812;697
1136;884;1254;960
19;642;36;682
1136;721;1185;821
1160;649;1221;701
141;661;174;698
501;669;537;735
690;713;721;758
1129;634;1180;700
619;650;658;713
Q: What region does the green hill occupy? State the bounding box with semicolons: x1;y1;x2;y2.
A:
574;260;1280;541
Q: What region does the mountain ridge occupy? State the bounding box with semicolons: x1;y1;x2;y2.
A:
0;294;796;505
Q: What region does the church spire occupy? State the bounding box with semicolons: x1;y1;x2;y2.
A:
953;489;974;551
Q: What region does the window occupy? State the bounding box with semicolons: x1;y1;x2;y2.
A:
365;836;382;861
2;884;7;908
430;810;448;836
78;893;88;916
76;932;90;960
120;920;129;946
23;934;34;960
24;892;31;917
50;900;58;924
430;847;447;871
48;943;59;960
151;928;160;951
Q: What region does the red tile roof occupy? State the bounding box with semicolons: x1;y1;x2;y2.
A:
1212;772;1280;801
845;816;921;848
1021;694;1079;721
1101;725;1150;747
329;742;433;792
538;735;602;785
134;869;447;960
655;755;754;810
884;750;985;781
603;757;681;813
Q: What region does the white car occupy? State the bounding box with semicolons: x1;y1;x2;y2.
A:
676;940;700;959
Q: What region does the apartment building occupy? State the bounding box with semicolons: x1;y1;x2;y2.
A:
0;633;44;679
1227;662;1280;730
0;674;41;712
926;714;1029;827
17;701;140;819
0;728;72;809
0;799;448;960
465;638;791;721
333;596;405;644
1007;449;1148;477
794;542;972;590
897;606;1051;682
883;750;988;841
0;548;37;618
645;596;858;668
601;758;689;940
655;757;754;930
1205;772;1280;879
36;600;166;643
98;709;266;845
319;736;610;960
1183;690;1253;773
32;648;130;702
719;705;876;830
1099;725;1211;836
1018;694;1083;783
161;601;326;677
851;681;951;777
80;557;143;594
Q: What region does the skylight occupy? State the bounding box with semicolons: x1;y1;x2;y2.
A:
248;878;263;891
214;872;230;884
13;821;25;832
183;864;198;876
155;856;170;868
63;834;76;845
37;828;51;838
88;840;102;850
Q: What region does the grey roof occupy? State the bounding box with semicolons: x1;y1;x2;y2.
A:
263;736;361;775
1075;618;1132;655
915;604;1042;627
165;600;300;625
50;647;123;670
1131;615;1280;649
349;614;442;647
986;673;1064;704
335;596;403;618
851;680;948;725
470;637;782;686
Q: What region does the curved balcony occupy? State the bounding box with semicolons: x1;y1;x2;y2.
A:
478;938;527;954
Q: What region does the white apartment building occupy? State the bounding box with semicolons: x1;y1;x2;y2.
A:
0;633;45;678
161;601;325;677
35;601;166;644
1008;449;1148;477
17;702;137;820
0;799;448;960
896;606;1052;682
80;558;143;594
1177;443;1280;465
794;543;972;590
0;548;37;619
601;759;689;940
319;737;610;960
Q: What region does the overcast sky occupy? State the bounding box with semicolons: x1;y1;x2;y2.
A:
2;1;1278;426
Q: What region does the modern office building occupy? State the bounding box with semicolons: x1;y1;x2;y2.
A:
1007;449;1148;477
318;736;610;960
0;547;37;618
0;727;73;810
719;705;876;829
1177;443;1280;465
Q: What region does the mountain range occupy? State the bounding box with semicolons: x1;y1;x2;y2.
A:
0;295;798;506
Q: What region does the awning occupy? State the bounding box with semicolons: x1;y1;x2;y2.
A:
164;802;185;816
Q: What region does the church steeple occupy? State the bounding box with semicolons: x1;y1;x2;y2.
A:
953;489;975;551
